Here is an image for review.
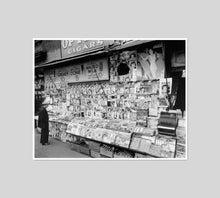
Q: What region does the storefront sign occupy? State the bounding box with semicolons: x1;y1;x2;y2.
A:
45;58;109;87
61;40;105;58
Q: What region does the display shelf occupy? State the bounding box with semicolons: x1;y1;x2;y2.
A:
65;131;163;158
66;132;129;150
48;116;179;158
136;93;158;96
49;119;71;125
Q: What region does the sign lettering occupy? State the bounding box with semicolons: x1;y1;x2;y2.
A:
49;58;109;83
61;40;105;58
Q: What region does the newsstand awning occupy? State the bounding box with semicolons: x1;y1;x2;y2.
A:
35;40;156;69
35;47;108;69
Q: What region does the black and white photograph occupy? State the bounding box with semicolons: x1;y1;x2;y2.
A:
34;39;187;159
3;0;220;197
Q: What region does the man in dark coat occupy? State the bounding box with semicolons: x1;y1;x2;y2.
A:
38;99;49;145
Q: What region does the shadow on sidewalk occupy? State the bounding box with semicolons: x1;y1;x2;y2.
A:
34;131;91;159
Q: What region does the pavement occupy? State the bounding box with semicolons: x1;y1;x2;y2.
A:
34;130;91;158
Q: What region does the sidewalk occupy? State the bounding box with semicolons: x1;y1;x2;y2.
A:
34;130;91;158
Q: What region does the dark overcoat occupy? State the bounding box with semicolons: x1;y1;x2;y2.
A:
38;107;49;144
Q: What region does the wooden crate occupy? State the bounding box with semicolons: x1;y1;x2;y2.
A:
79;145;90;156
90;150;101;158
71;143;80;153
100;144;114;158
87;141;101;153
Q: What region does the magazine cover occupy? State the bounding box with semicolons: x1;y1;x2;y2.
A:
137;49;165;80
159;78;172;97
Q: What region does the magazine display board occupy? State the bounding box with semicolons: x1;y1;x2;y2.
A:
45;77;185;158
